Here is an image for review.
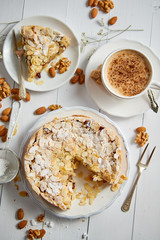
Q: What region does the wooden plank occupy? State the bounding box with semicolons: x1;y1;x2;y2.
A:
0;0;24;22
88;115;142;240
0;0;159;240
23;0;68;19
132;3;160;239
88;0;153;239
0;0;24;206
22;1;89;240
0;180;44;240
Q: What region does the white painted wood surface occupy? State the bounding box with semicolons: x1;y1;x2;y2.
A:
0;0;160;239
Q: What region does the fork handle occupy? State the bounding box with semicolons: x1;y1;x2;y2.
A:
121;172;141;212
18;56;26;99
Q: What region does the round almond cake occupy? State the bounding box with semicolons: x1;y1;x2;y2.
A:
23;115;122;210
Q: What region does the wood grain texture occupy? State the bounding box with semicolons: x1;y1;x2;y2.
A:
132;5;160;239
0;0;160;239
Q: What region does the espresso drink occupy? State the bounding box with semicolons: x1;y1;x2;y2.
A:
104;50;152;97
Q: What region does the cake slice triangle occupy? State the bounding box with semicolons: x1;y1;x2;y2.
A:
21;25;70;82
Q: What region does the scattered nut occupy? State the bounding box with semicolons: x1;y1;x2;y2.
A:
98;0;114;13
35;107;47;115
17;220;28;229
37;214;44;222
79;74;85;84
49;67;56;78
27;229;46;239
90;64;102;84
91;8;98;18
11;89;30;102
70;67;85;85
108;16;117;25
25;92;31;102
0;127;8;137
70;75;80;84
12;94;21;101
135;131;149;147
0;78;5;84
1;134;7;142
27;234;34;240
0;125;5;132
136;127;146;133
0;103;2;108
39;229;46;238
17;208;24;220
0;79;11;100
92;0;98;6
34;229;40;236
54;58;71;74
59;66;68;74
135;126;149;147
11;88;19;94
88;0;94;6
48;104;62;111
0;115;10;122
75;68;83;75
2;107;11;116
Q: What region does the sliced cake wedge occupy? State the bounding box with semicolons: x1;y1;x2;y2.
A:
21;25;70;82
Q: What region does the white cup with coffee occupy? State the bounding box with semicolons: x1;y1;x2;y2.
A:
101;49;160;99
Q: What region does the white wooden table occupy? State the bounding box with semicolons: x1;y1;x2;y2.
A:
0;0;160;239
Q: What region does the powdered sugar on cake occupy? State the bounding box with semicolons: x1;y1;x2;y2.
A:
24;115;122;210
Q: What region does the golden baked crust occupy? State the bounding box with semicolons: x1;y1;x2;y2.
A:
23;115;122;210
21;25;70;82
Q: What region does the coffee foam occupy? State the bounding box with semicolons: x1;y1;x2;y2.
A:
103;49;152;97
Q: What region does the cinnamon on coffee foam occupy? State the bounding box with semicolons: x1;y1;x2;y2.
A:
104;49;152;97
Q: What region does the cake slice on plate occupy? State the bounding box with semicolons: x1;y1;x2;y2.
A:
21;25;70;82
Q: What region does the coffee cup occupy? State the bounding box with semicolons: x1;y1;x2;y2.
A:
101;48;160;100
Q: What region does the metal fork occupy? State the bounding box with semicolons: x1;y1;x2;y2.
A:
13;30;26;100
121;143;156;212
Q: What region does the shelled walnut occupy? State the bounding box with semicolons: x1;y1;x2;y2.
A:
27;229;46;239
98;0;114;13
135;127;149;147
54;58;71;74
0;78;11;100
48;104;62;111
37;214;44;222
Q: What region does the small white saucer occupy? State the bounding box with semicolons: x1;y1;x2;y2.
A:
85;39;160;118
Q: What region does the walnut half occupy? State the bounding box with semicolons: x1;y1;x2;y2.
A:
135;128;149;147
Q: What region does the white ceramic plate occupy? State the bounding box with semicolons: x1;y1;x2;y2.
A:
3;16;79;92
20;107;129;219
85;39;160;118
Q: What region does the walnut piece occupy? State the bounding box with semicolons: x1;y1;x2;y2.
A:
37;214;44;222
98;0;114;13
0;78;11;100
90;64;102;85
27;229;46;239
48;104;62;111
135;131;149;147
54;57;71;74
135;126;149;147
